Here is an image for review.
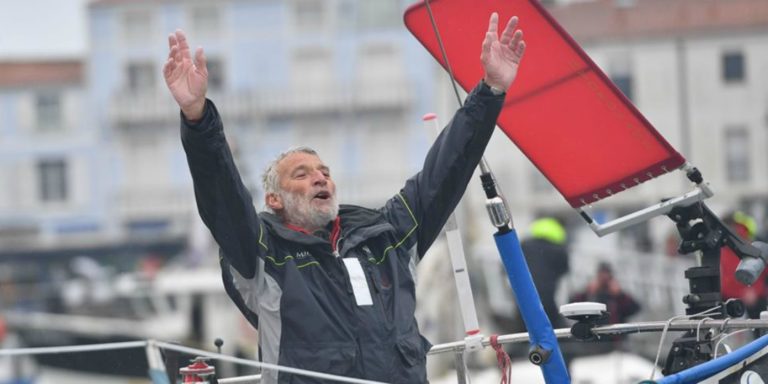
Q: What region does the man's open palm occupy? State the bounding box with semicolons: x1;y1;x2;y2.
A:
163;30;208;121
481;13;526;92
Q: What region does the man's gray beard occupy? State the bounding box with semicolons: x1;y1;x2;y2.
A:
279;190;339;230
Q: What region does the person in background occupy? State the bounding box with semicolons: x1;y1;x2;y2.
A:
570;261;640;326
569;261;640;355
516;217;570;330
720;211;767;319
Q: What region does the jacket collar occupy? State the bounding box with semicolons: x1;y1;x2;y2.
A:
260;211;327;246
259;204;392;250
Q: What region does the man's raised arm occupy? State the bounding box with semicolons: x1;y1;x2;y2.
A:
382;13;527;257
164;30;264;278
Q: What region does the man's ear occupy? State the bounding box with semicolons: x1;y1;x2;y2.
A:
266;192;283;211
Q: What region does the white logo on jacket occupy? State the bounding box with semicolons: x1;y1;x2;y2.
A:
296;250;312;260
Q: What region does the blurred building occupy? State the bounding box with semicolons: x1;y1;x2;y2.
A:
87;0;439;248
0;61;106;250
0;1;440;259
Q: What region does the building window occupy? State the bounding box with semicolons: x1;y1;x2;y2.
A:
724;127;750;182
617;207;652;252
611;73;634;102
35;93;62;132
337;0;355;30
38;159;68;202
122;9;154;43
607;54;633;101
360;111;404;173
357;43;402;85
190;5;222;37
530;169;552;193
292;0;326;32
292;47;332;88
126;219;170;236
206;58;225;91
126;62;155;92
358;2;399;30
722;51;745;83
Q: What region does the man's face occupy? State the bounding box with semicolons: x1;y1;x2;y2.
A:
270;152;338;230
597;269;612;287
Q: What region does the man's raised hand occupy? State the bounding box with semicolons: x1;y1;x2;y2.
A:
163;30;208;121
480;13;526;93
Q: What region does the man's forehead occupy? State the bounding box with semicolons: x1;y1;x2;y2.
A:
277;152;327;172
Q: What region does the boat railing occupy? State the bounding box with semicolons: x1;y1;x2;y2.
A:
2;318;768;383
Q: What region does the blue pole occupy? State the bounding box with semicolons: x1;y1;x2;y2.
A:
494;229;570;383
654;334;768;384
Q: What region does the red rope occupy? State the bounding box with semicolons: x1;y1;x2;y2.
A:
490;334;512;384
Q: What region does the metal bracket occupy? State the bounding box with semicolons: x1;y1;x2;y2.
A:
578;182;713;237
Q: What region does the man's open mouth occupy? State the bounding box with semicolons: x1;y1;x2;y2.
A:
314;191;331;200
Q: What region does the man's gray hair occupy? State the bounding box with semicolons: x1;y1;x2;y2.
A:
261;146;319;196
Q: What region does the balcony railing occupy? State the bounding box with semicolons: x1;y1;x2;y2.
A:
115;187;194;221
109;80;412;125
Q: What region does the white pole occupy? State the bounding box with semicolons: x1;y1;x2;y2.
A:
422;113;483;352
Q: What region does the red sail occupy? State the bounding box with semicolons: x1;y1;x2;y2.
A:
405;0;685;208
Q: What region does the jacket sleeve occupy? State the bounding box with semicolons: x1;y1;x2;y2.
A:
180;100;266;278
617;292;641;319
381;82;505;259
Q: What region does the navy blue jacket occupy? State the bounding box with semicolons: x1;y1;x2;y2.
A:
180;81;505;383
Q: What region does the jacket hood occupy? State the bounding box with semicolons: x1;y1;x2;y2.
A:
259;204;387;245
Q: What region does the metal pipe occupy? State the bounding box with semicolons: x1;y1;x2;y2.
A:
579;184;713;237
454;350;468;384
494;230;570;383
218;374;263;383
428;319;768;355
479;157;491;174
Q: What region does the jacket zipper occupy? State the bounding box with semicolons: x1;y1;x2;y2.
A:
332;235;355;298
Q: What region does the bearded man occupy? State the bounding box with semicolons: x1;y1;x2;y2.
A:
164;12;526;384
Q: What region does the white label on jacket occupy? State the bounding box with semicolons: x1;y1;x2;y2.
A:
342;258;373;306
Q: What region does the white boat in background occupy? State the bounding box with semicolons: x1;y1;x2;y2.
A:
3;265;252;378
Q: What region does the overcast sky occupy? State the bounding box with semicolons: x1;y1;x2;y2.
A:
0;0;89;59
